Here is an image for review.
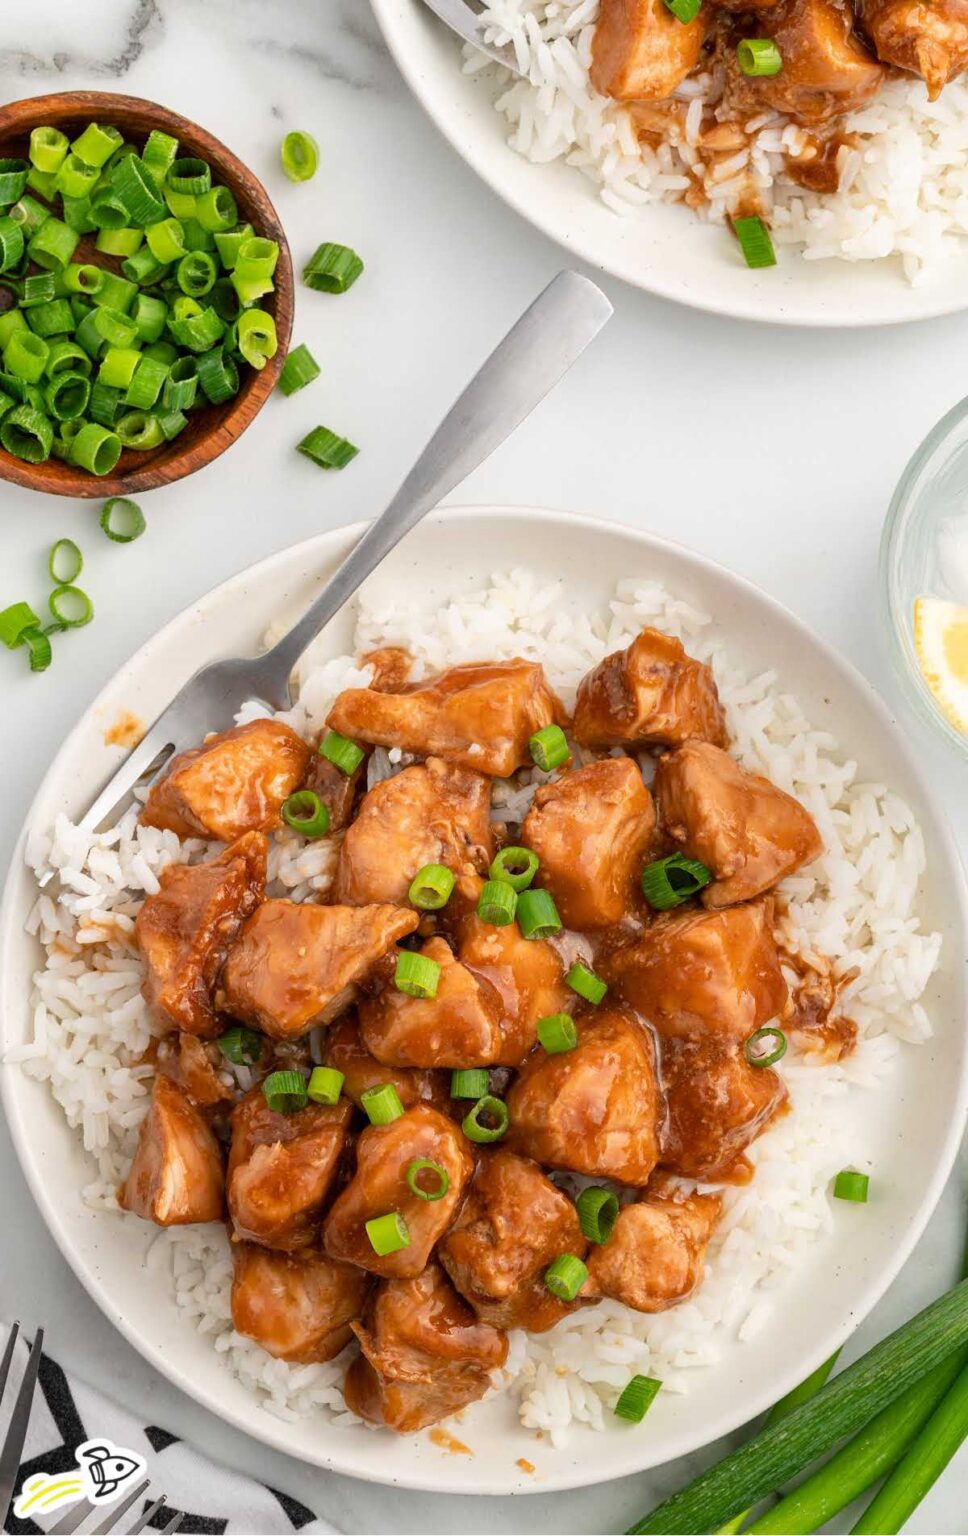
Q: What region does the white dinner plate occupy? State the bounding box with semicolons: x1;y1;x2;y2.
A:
2;506;967;1494
371;0;968;327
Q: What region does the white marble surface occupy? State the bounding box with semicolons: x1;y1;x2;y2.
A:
1;2;967;1530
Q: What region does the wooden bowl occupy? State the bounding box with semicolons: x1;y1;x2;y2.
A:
0;91;294;498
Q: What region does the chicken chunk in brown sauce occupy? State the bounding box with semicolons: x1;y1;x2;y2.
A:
455;880;571;1060
155;1031;235;1109
141;720;310;842
344;1263;508;1433
227;1087;352;1250
328;660;567;778
723;0;884;125
135;831;266;1037
231;1243;370;1364
858;0;968;97
522;757;656;929
573;628;727;752
582;1183;722;1312
120;1076;224;1226
217;899;419;1039
661;1037;788;1181
591;0;707;100
323;1014;448;1111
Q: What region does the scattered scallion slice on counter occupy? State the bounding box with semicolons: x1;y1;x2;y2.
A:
833;1169;870;1203
217;1024;262;1065
544;1253;588;1302
48;583;93;628
737;39;783;76
394;949;441;999
303;241;364;294
22;625;53;672
100;496;146;542
640;852;712;910
476;878;517;927
281;131;320;183
577;1186;619;1244
489;846;539;890
515;887;562;940
451;1069;489;1100
408;863;455;911
277;342;320;396
307;1066;344;1105
566;961;607;1004
366;1212;410;1256
744;1025;787;1068
261;1069;308;1114
733;215;777;270
537;1013;577;1054
405;1158;450;1202
529;722;569;771
361;1083;405;1126
0;600;40;648
320;729;364;774
462;1094;510;1145
297;424;359;469
280;788;331;838
615;1375;662;1424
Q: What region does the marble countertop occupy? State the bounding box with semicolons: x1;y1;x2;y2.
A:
1;2;967;1531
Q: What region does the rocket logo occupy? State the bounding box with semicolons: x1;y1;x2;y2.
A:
77;1439;147;1503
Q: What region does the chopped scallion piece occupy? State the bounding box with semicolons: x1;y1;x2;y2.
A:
737;38;783;76
307;1066;344;1105
261;1069;308;1114
100;496;146;542
277;342;320;396
476;878;518;927
320;729;364;774
529;723;570;771
281;131;320;183
298;424;359;469
361;1082;405;1126
48;538;83;585
615;1375;662;1423
489;845;539;891
577;1186;620;1244
515;887;562;940
405;1158;450;1202
537;1012;577;1054
451;1068;489;1100
462;1094;510;1145
640;852;712;910
833;1169;870;1203
280;788;331;838
408;863;456;911
22;625;53;672
217;1025;262;1065
565;961;607;1005
0;600;40;649
662;0;701;18
303;241;364;293
393;950;441;999
733;215;777;270
744;1025;787;1069
48;583;93;628
544;1253;588;1301
365;1211;410;1256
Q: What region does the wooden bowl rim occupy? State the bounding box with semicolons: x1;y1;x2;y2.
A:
0;89;293;499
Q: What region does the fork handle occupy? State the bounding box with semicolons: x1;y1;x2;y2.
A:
260;270;612;695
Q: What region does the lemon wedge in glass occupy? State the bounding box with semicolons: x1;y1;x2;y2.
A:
913;596;968;735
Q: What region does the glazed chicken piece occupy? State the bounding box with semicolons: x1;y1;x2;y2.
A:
440;1149;587;1332
227;1087;352;1250
327;659;567;778
661;1037;787;1180
120;1076;224;1226
507;1007;661;1185
302;749;365;832
324;1104;473;1279
522;757;656;929
359;936;529;1070
217;899;418;1039
135;831;266;1037
857;0;968;97
655;741;823;907
455;879;571;1061
605;898;788;1042
725;0;885;124
582;1184;722;1312
344;1263;508;1433
323;1014;447;1110
155;1031;235;1109
336;757;493;907
591;0;707;100
231;1243;370;1363
573;628;727;752
140;719;311;842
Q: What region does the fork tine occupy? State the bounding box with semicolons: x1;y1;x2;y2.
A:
0;1323;20;1408
88;1477;152;1534
78;720;180;833
0;1326;44;1526
128;1493;167;1532
47;1497;96;1535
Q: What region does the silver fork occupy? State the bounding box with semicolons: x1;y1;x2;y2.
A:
0;1324;182;1533
418;0;523;73
77;270;611;834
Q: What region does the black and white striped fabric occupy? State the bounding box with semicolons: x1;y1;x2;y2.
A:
3;1328;334;1535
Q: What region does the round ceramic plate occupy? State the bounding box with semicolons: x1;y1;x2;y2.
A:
371;0;968;327
2;507;966;1494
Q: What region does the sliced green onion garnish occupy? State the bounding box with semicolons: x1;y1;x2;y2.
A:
489;845;539;891
71;123;122;169
22;626;53;672
361;1082;405;1126
217;1024;262;1065
307;1065;344;1105
320;729;364;774
261;1069;308;1114
303;242;364;293
365;1211;410;1256
0;158;29;206
394;950;441;999
167;157;212;196
516;887;562;940
640;852;713;910
100;497;146;543
476;878;518;927
237;308;278;370
1;404;54;463
196;344;238;404
529;723;570;771
833;1169;870;1203
615;1375;662;1423
281;131;320;183
405;1157;450;1202
733;215;777;270
544;1253;588;1301
462;1094;510;1145
48;538;83;585
277;342;320;396
48;584;93;628
565;961;607;1005
29;127;69;176
744;1025;787;1068
737;38;783;76
298;424;359;470
0;600;40;649
280;788;331;838
662;0;701;18
577;1186;620;1244
537;1012;577;1054
451;1068;489;1099
408;863;455;911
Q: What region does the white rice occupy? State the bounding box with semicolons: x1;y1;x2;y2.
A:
463;0;968;282
12;568;941;1443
